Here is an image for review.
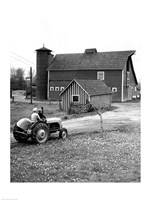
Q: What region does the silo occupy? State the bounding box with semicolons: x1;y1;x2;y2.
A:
35;46;53;100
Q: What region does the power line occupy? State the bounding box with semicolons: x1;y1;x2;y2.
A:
10;51;35;65
10;55;35;67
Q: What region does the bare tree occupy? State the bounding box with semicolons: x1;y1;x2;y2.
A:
92;102;105;134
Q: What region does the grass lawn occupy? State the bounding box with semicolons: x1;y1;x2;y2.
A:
11;123;140;182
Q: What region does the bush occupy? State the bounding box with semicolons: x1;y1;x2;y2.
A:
25;86;36;97
87;104;97;112
68;103;97;114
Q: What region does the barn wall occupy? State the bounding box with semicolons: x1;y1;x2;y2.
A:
49;70;97;81
61;81;89;111
90;94;111;109
49;70;95;101
49;81;70;101
123;86;128;101
123;58;137;101
104;70;122;102
49;70;122;101
126;60;136;99
123;64;128;101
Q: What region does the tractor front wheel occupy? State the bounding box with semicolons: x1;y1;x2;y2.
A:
59;128;68;139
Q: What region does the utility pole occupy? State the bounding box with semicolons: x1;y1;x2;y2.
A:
30;67;32;104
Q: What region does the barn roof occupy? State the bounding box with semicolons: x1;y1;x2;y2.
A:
60;79;112;96
48;50;135;71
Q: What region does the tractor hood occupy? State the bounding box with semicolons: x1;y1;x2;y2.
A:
46;117;61;124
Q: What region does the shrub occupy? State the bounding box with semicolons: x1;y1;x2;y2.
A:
25;86;36;97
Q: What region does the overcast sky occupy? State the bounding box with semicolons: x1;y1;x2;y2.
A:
8;0;148;81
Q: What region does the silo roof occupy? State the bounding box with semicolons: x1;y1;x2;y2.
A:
35;46;52;52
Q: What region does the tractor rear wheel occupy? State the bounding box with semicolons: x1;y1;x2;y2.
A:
32;123;49;144
13;133;28;143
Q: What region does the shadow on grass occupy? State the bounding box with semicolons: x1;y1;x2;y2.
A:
10;134;62;149
11;140;33;149
10;130;110;149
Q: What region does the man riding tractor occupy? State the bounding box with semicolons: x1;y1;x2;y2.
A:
13;107;68;144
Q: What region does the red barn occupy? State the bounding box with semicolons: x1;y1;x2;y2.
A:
35;47;138;102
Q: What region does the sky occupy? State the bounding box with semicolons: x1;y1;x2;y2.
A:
1;0;150;200
8;0;148;81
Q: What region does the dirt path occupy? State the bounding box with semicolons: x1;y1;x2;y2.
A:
62;102;140;134
11;102;140;143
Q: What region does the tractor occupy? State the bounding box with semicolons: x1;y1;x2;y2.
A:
13;116;68;144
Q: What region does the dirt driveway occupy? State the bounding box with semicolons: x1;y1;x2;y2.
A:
11;102;140;143
62;102;140;135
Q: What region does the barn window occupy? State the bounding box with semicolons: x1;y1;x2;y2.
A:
60;87;65;91
55;87;59;91
72;95;80;102
50;87;54;91
112;87;117;92
97;71;104;80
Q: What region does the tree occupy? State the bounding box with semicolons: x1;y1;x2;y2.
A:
10;67;26;90
25;68;36;98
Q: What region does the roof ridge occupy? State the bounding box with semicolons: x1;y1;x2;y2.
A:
54;50;135;55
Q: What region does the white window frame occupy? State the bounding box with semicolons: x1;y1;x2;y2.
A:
55;87;59;91
50;87;54;91
112;87;117;93
97;71;104;80
72;95;80;103
60;87;65;91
